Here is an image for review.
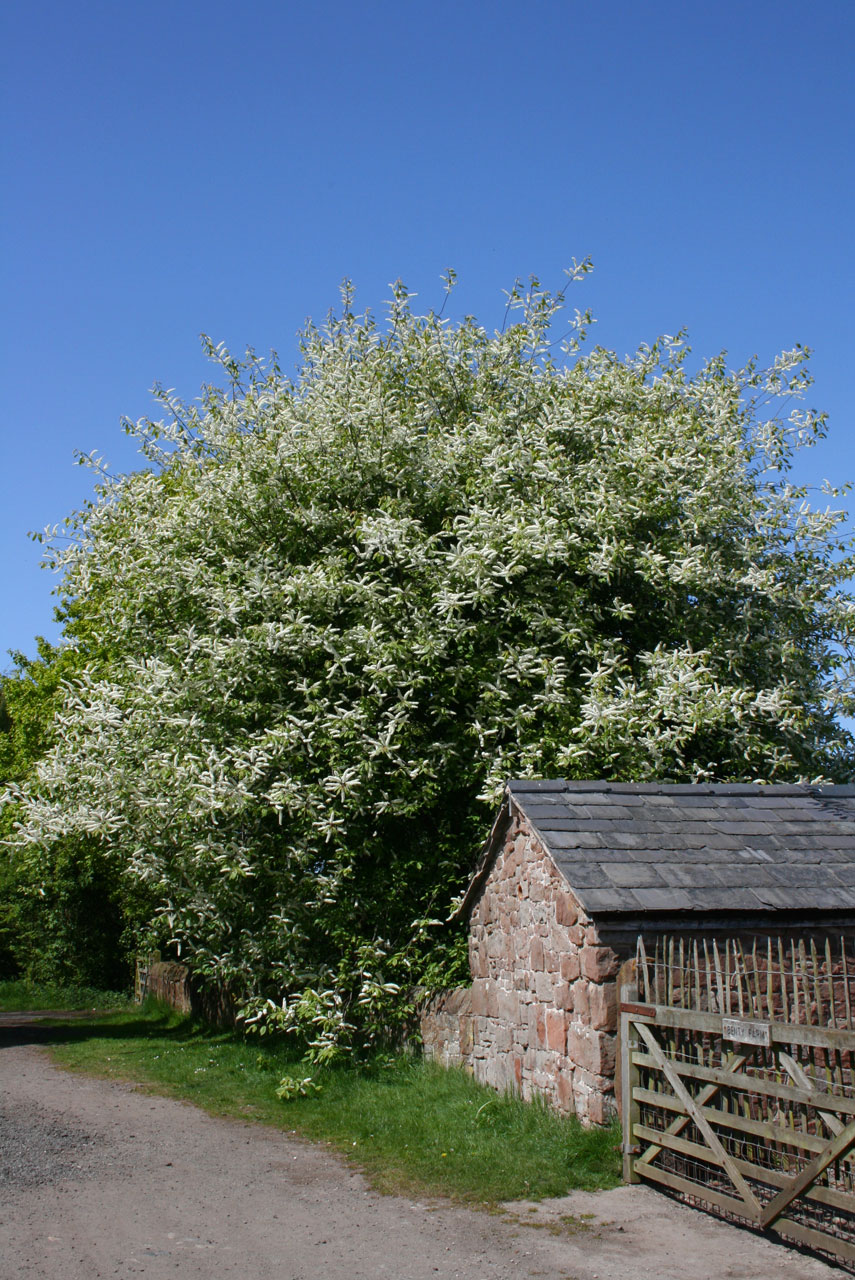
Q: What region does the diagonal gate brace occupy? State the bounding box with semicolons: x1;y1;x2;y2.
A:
634;1021;763;1221
759;1118;855;1231
635;1048;749;1169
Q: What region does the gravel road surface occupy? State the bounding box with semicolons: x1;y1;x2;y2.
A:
0;1017;839;1280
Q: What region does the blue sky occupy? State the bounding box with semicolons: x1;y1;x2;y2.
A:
2;0;853;665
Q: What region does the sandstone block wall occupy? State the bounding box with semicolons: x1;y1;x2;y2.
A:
420;810;621;1125
418;987;473;1067
136;958;235;1024
143;960;193;1013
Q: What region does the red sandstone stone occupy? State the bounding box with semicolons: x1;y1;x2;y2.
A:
545;1009;567;1054
487;930;506;961
546;925;564;956
588;981;617;1031
470;979;489;1017
585;1090;614;1125
555;892;578;926
554;981;572;1011
497;986;519;1022
598;1033;616;1077
445;988;472;1015
568;1027;616;1077
534;971;554;1002
572;980;590;1018
529;936;545;970
581;946;620;982
493;1023;512;1053
559;952;581;982
556;1071;574;1113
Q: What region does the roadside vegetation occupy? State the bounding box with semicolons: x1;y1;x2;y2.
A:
0;977;132;1011
41;1001;621;1202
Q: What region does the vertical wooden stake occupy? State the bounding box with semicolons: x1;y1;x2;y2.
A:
703;938;714;1012
639;936;651;1004
713;939;725;1016
799;938;811;1025
811;938;825;1026
734;939;746;1018
620;975;641;1184
667;936;674;1007
778;935;789;1023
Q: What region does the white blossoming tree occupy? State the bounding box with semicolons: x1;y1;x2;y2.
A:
4;269;854;1052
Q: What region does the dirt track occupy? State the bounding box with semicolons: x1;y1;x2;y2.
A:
0;1019;839;1280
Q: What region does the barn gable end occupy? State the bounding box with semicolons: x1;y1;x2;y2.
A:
468;803;619;1121
422;798;621;1125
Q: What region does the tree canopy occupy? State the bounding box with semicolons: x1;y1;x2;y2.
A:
3;270;854;1050
0;639;138;985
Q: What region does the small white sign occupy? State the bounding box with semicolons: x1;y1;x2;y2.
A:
722;1017;771;1047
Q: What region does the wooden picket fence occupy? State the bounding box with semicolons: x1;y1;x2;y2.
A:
620;934;855;1265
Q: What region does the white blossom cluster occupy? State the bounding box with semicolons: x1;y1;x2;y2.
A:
4;273;853;1051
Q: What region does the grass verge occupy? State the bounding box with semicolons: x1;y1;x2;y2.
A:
43;1003;621;1202
0;978;133;1011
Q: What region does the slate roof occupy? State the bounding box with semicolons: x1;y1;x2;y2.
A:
471;780;855;917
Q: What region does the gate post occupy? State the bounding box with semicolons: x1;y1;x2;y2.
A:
618;959;641;1183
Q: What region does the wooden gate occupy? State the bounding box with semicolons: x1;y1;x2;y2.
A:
620;935;855;1264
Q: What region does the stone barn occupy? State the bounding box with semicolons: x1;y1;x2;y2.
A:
419;780;855;1125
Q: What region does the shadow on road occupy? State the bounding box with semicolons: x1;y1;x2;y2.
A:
0;1007;182;1051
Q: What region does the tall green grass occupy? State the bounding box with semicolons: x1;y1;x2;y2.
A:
45;1004;621;1202
0;978;132;1011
